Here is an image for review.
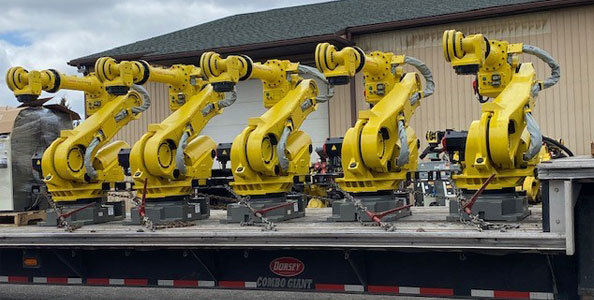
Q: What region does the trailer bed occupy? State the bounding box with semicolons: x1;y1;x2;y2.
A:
0;206;565;252
2;157;590;298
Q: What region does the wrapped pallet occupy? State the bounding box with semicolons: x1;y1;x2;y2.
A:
0;104;79;211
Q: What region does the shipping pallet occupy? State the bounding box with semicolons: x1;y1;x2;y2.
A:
0;210;46;226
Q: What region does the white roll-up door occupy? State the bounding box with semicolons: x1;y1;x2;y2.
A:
201;78;329;168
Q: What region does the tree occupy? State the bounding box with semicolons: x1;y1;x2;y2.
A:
59;96;71;110
57;96;79;127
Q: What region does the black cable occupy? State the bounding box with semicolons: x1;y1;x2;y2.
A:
25;193;43;211
543;136;574;157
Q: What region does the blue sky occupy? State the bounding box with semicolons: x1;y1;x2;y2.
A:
0;0;327;117
0;31;31;47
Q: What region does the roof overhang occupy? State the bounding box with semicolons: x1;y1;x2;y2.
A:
346;0;594;35
69;34;352;67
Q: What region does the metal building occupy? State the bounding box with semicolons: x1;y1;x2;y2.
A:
70;0;594;156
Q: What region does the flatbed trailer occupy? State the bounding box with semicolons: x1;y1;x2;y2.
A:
0;157;592;299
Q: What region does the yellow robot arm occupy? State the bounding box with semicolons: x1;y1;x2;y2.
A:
442;30;560;190
95;57;205;111
93;57;232;200
200;52;330;195
315;43;434;193
5;67;148;202
6;67;107;114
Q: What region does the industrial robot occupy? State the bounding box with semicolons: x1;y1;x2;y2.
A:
93;57;236;224
199;51;333;223
5;64;150;225
315;43;434;222
442;30;560;221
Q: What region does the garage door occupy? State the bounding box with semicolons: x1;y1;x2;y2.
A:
201;78;329;168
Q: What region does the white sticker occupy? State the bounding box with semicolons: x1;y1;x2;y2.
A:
187;213;192;218
106;205;114;216
194;204;201;214
98;212;103;217
293;201;298;211
444;182;455;197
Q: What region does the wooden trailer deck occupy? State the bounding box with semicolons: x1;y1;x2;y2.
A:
0;206;565;252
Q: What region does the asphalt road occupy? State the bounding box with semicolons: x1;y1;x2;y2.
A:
0;285;444;300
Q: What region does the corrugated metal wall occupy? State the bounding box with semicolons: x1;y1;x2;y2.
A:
115;82;170;146
328;84;352;137
350;5;594;155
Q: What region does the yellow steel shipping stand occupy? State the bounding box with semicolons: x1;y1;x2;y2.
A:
200;51;333;223
5;65;150;225
442;30;560;221
315;43;434;222
93;57;236;224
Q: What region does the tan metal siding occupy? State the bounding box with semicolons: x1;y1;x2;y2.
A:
114;82;170;147
328;83;352;137
352;5;594;155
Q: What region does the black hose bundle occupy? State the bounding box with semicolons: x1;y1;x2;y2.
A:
543;136;574;158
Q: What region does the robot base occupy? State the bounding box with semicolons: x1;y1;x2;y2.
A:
40;200;125;226
327;192;412;222
128;196;210;225
447;190;530;222
222;194;305;224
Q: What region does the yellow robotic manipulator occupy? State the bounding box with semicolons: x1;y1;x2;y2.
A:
315;43;434;222
442;30;560;221
92;57;235;224
200;51;333;223
5;64;150;226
